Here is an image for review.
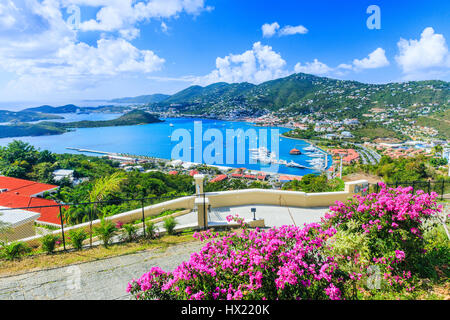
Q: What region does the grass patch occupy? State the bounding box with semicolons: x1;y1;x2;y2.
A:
0;233;197;277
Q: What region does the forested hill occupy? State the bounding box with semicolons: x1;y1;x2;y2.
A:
0;110;163;138
150;73;449;119
109;94;170;104
45;110;163;129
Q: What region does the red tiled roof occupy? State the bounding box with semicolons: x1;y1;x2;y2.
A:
210;174;228;183
231;173;243;178
0;176;58;197
243;174;257;179
0;193;66;225
278;176;302;182
189;170;199;177
330;149;359;163
169;171;178;175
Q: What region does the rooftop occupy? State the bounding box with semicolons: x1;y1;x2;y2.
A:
0;206;40;228
0;193;66;225
0;176;58;197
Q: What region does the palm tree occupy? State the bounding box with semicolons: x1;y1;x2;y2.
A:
63;206;91;225
88;172;127;247
433;145;444;157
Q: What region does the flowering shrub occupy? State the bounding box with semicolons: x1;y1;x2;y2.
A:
322;184;441;293
127;185;443;300
128;218;347;300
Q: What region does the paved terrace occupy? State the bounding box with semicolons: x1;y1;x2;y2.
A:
0;205;329;300
169;205;329;229
1;181;370;300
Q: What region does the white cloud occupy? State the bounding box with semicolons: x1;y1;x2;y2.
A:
353;48;389;70
395;27;449;78
262;22;280;38
294;59;333;75
279;25;308;36
0;0;165;99
262;22;308;38
161;21;168;33
337;63;353;70
196;42;289;85
119;28;140;40
76;0;210;33
57;38;165;75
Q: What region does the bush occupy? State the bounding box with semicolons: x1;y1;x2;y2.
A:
94;219;117;248
0;241;31;260
40;234;60;254
68;229;88;250
127;220;346;300
418;224;450;280
128;185;444;300
145;222;159;239
122;224;138;242
322;184;441;294
163;217;178;235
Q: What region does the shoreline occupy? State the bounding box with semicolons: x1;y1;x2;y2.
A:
1;115;329;177
68;148;310;179
280;133;332;169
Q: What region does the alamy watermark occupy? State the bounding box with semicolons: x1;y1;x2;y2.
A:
366;265;382;290
66;5;81;30
366;5;381;30
170;121;281;172
66;265;81;291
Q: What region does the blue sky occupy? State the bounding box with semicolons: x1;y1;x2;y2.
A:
0;0;448;106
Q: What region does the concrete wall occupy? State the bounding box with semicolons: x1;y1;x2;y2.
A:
21;195;197;247
206;189;350;208
18;180;368;247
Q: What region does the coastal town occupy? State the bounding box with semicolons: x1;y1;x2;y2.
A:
0;0;449;304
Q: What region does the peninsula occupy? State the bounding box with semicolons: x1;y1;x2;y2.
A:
0;110;163;138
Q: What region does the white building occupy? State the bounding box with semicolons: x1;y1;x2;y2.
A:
0;207;40;241
53;169;74;183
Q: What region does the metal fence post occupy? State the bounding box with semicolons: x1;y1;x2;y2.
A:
203;193;207;231
59;205;66;251
89;204;93;248
141;199;146;238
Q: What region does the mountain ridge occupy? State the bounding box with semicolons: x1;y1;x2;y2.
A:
147;73;449;119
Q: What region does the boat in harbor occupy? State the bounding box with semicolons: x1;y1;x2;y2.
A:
169;123;174;127
305;152;324;157
303;145;317;152
287;160;306;169
289;148;302;155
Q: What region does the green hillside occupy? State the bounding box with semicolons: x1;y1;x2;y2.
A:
0;110;163;138
151;73;449;119
109;94;170;104
47;110;163;129
0;123;66;138
0;110;63;123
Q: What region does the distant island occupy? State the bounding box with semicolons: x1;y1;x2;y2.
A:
1;72;448;141
0;110;63;123
22;104;131;114
0;110;163;138
108;94;170;104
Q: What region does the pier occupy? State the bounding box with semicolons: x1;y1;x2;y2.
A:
66;148;118;156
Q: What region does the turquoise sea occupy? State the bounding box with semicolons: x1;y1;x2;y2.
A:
0;114;332;176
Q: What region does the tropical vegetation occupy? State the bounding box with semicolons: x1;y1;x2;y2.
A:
127;185;448;300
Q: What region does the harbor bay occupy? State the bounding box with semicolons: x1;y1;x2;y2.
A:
0;116;331;176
